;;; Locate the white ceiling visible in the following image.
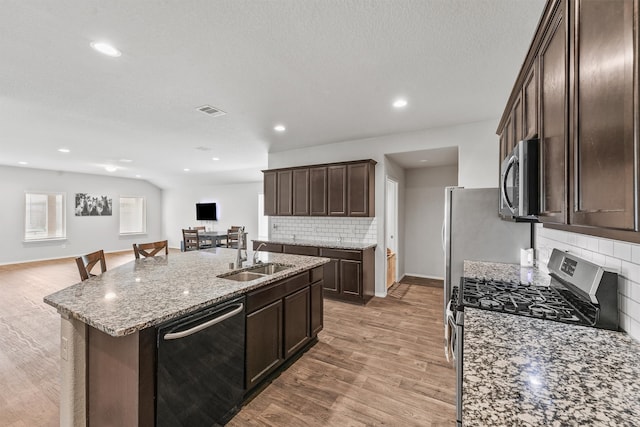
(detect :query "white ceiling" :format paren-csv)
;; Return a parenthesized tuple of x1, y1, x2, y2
(387, 146, 459, 169)
(0, 0, 545, 189)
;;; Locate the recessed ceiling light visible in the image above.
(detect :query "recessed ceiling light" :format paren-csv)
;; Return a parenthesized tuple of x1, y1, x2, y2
(58, 148, 70, 153)
(274, 124, 286, 132)
(18, 161, 28, 165)
(90, 41, 121, 57)
(393, 99, 408, 108)
(119, 158, 133, 163)
(419, 159, 428, 162)
(212, 157, 220, 161)
(135, 174, 142, 178)
(184, 168, 190, 172)
(105, 165, 118, 172)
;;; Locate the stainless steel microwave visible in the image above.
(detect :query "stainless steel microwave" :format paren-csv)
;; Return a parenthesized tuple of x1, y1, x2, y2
(499, 139, 539, 220)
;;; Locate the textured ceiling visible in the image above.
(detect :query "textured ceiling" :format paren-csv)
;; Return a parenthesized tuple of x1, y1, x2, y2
(0, 0, 545, 189)
(387, 146, 459, 169)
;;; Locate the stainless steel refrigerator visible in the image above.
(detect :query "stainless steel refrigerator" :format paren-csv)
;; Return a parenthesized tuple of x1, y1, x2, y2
(443, 187, 532, 315)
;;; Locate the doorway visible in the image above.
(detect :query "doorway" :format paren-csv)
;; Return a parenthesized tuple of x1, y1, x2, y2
(386, 177, 399, 288)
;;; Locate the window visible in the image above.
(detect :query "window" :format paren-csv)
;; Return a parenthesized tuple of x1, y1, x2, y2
(24, 192, 66, 241)
(119, 196, 146, 234)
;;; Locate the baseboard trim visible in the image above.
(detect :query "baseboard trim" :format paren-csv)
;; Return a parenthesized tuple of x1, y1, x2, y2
(401, 273, 444, 281)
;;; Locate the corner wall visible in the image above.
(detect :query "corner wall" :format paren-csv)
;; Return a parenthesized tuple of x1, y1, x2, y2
(162, 182, 263, 249)
(0, 166, 163, 265)
(404, 165, 458, 279)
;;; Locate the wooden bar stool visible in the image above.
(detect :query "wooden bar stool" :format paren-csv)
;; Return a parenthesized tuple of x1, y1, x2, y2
(133, 240, 169, 259)
(75, 249, 107, 281)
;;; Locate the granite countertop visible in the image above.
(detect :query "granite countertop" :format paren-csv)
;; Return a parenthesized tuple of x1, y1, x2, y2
(462, 260, 640, 426)
(463, 260, 550, 286)
(44, 248, 329, 337)
(253, 237, 376, 250)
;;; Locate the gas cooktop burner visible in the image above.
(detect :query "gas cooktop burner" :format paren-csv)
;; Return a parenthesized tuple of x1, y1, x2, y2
(457, 277, 596, 326)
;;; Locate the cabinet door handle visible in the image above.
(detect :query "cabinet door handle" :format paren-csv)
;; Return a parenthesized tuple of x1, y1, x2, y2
(164, 303, 244, 340)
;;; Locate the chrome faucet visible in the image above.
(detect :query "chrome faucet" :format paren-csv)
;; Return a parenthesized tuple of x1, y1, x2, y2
(253, 242, 267, 265)
(236, 226, 247, 268)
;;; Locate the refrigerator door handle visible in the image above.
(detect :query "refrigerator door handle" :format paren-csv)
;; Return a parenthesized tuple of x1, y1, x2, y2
(441, 220, 446, 253)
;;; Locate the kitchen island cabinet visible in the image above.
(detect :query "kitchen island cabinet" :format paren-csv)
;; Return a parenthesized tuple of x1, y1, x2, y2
(44, 248, 328, 426)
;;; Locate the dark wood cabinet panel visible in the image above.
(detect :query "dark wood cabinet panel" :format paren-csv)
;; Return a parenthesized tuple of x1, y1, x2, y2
(538, 0, 568, 224)
(570, 0, 635, 229)
(292, 169, 310, 216)
(310, 281, 323, 336)
(512, 93, 523, 148)
(340, 260, 362, 297)
(263, 171, 277, 216)
(347, 162, 374, 216)
(283, 287, 310, 358)
(277, 170, 293, 216)
(245, 300, 283, 390)
(283, 245, 319, 256)
(252, 241, 283, 253)
(309, 167, 328, 216)
(523, 60, 538, 139)
(328, 165, 347, 216)
(322, 259, 340, 296)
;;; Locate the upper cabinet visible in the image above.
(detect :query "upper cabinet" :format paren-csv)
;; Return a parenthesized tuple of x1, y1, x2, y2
(570, 0, 635, 230)
(497, 0, 639, 242)
(538, 0, 568, 224)
(263, 160, 376, 217)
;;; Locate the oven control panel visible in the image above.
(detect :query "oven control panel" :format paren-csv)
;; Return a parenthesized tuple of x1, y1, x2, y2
(560, 257, 577, 277)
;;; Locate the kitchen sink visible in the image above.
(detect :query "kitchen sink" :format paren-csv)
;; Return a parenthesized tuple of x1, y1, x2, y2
(217, 263, 292, 282)
(246, 264, 291, 275)
(221, 271, 265, 282)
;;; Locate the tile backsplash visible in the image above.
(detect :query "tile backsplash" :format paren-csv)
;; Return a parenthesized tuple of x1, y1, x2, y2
(270, 217, 377, 244)
(536, 224, 640, 342)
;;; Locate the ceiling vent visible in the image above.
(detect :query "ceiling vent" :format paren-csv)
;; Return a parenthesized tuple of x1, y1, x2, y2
(196, 105, 226, 117)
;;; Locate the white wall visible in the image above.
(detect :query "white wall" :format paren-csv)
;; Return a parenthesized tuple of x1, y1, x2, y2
(268, 119, 499, 295)
(404, 165, 458, 279)
(536, 225, 640, 342)
(0, 165, 163, 265)
(162, 182, 263, 249)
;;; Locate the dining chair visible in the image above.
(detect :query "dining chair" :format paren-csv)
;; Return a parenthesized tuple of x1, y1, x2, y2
(76, 249, 107, 281)
(191, 226, 213, 248)
(227, 226, 245, 249)
(182, 228, 201, 251)
(133, 240, 169, 259)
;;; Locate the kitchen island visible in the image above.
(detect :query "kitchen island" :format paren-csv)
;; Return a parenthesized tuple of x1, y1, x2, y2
(44, 248, 329, 426)
(462, 261, 640, 426)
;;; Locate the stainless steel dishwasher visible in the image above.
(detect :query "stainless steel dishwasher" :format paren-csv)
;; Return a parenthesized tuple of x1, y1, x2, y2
(156, 296, 245, 426)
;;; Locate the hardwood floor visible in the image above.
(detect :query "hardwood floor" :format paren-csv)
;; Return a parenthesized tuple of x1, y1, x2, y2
(228, 277, 455, 426)
(0, 256, 455, 427)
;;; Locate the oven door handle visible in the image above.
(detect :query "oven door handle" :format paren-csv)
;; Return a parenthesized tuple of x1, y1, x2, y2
(445, 300, 455, 363)
(501, 155, 517, 214)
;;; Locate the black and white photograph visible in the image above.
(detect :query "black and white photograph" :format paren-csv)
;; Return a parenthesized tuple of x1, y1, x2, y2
(74, 193, 112, 216)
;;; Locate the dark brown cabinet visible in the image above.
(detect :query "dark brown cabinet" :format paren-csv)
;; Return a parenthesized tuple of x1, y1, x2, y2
(328, 165, 347, 216)
(244, 267, 323, 390)
(283, 287, 310, 358)
(512, 93, 523, 149)
(262, 160, 376, 217)
(277, 170, 293, 216)
(245, 300, 283, 390)
(570, 0, 635, 230)
(523, 60, 538, 140)
(309, 167, 328, 216)
(497, 0, 640, 242)
(347, 162, 375, 217)
(253, 241, 376, 305)
(292, 169, 310, 216)
(538, 0, 568, 224)
(263, 171, 277, 216)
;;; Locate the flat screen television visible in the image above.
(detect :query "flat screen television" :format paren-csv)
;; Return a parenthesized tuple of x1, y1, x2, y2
(196, 203, 217, 221)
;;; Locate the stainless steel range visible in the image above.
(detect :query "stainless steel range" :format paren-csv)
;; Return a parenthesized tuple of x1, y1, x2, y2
(446, 249, 619, 426)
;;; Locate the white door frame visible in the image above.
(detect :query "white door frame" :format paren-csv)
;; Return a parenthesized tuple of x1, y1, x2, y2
(385, 177, 399, 283)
